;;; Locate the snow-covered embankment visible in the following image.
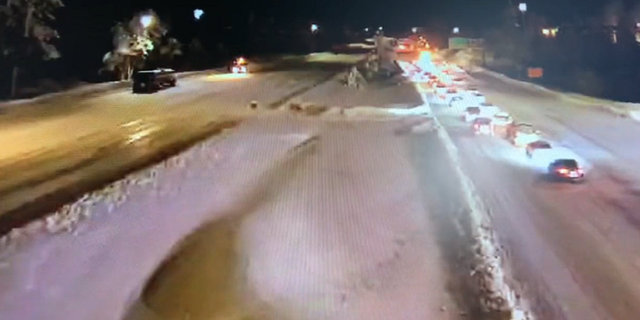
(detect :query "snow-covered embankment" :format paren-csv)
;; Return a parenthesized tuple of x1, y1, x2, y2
(0, 121, 316, 320)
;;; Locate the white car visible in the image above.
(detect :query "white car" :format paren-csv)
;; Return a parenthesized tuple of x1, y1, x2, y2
(450, 93, 482, 108)
(478, 102, 500, 117)
(464, 86, 481, 95)
(432, 86, 459, 105)
(472, 117, 494, 135)
(471, 93, 486, 104)
(510, 124, 542, 147)
(492, 112, 513, 126)
(463, 106, 482, 122)
(452, 77, 466, 86)
(526, 140, 552, 158)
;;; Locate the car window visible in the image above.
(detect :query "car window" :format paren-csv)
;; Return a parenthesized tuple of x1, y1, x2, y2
(467, 107, 480, 114)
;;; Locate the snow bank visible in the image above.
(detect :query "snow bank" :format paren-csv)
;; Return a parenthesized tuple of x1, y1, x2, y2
(0, 121, 315, 320)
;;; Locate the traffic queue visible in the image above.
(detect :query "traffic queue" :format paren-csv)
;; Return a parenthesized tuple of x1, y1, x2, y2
(411, 54, 586, 183)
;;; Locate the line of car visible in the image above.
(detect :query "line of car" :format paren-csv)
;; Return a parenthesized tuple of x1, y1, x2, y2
(414, 60, 586, 183)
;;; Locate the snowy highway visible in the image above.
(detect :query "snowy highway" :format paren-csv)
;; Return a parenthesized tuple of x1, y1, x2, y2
(2, 51, 640, 320)
(421, 65, 640, 320)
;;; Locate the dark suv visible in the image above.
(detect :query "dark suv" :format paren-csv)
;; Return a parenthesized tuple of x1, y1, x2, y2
(132, 69, 177, 93)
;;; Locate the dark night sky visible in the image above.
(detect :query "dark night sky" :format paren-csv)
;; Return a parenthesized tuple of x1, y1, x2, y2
(43, 0, 619, 80)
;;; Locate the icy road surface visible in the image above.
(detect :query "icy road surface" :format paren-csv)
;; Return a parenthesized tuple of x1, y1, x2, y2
(0, 114, 461, 320)
(0, 56, 360, 233)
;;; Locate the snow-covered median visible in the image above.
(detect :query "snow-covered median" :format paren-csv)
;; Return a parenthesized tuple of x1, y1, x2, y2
(0, 114, 460, 320)
(0, 122, 315, 320)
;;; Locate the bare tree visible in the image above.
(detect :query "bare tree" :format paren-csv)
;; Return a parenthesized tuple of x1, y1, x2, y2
(0, 0, 63, 97)
(101, 10, 182, 80)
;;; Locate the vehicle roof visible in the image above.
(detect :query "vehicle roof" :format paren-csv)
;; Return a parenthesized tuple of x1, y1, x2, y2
(474, 117, 492, 123)
(137, 68, 174, 74)
(551, 159, 579, 167)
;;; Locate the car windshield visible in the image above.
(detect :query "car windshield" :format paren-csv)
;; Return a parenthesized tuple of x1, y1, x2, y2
(474, 118, 492, 124)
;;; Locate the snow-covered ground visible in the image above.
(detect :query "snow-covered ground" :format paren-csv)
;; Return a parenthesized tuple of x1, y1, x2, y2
(0, 68, 463, 320)
(0, 113, 461, 320)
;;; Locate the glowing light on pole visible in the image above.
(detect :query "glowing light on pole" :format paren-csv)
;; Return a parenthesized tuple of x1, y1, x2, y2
(412, 27, 417, 33)
(453, 27, 460, 34)
(518, 3, 527, 12)
(311, 24, 319, 33)
(194, 9, 204, 20)
(140, 15, 154, 28)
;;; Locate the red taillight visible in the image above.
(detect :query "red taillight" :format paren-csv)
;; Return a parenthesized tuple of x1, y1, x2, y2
(557, 168, 569, 175)
(576, 168, 584, 174)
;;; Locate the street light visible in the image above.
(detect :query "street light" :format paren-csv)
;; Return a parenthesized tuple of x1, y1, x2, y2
(194, 9, 204, 21)
(364, 27, 369, 32)
(378, 26, 383, 30)
(311, 23, 319, 33)
(518, 3, 528, 79)
(453, 27, 460, 34)
(518, 3, 527, 12)
(412, 27, 417, 33)
(140, 15, 154, 29)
